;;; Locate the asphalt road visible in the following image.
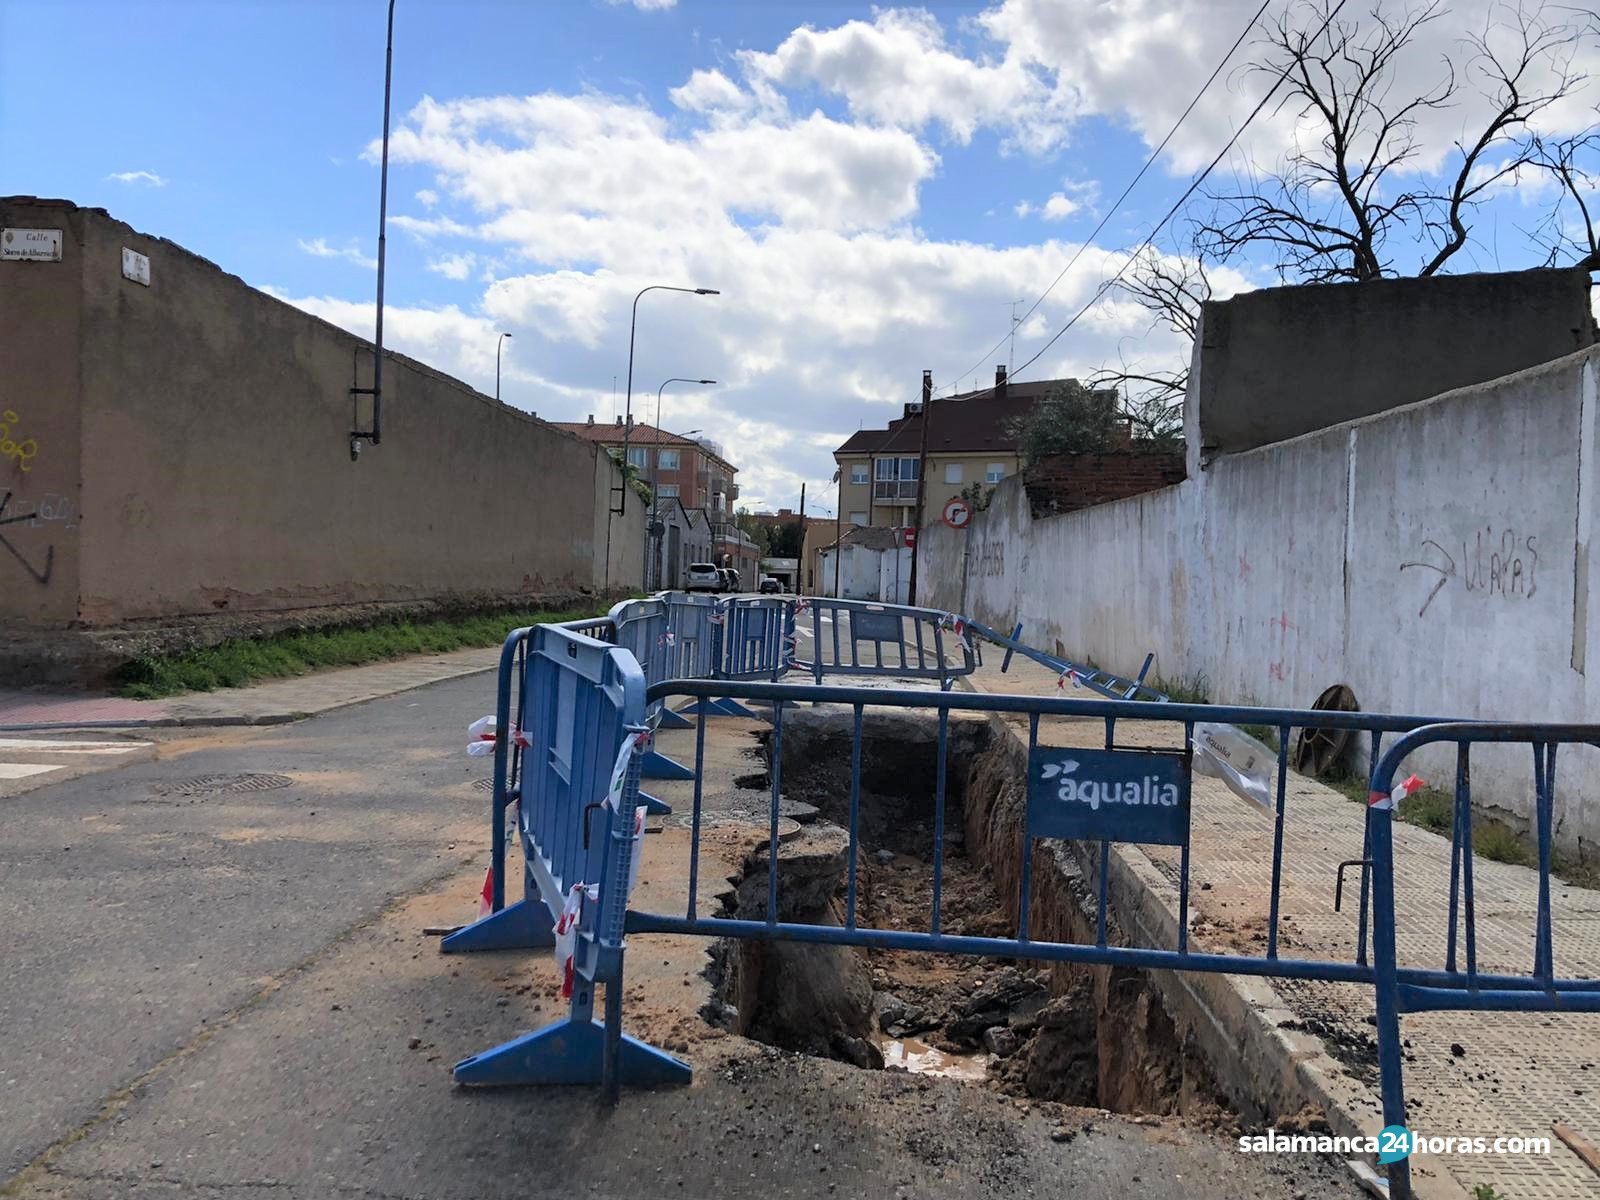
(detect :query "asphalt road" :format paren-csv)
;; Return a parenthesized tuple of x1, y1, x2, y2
(0, 674, 494, 1183)
(1, 669, 1364, 1199)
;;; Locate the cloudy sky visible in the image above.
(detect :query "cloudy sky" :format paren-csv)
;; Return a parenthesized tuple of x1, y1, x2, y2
(7, 0, 1597, 511)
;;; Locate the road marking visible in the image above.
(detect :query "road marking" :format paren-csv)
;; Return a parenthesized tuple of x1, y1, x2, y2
(0, 738, 150, 755)
(0, 762, 63, 779)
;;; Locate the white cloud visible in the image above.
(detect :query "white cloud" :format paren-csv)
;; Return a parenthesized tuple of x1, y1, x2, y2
(107, 170, 166, 187)
(980, 0, 1600, 176)
(737, 8, 1071, 152)
(297, 237, 378, 270)
(608, 0, 675, 9)
(669, 68, 750, 115)
(299, 78, 1254, 509)
(1018, 178, 1098, 221)
(415, 188, 439, 207)
(427, 251, 477, 280)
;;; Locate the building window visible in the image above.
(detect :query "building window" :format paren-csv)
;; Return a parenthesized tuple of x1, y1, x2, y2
(850, 464, 869, 484)
(943, 463, 963, 484)
(873, 456, 920, 500)
(850, 511, 868, 526)
(985, 462, 1006, 483)
(657, 484, 679, 498)
(658, 449, 680, 471)
(626, 447, 646, 469)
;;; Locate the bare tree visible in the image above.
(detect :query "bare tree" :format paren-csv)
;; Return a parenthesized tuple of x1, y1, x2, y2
(1195, 0, 1595, 283)
(1088, 248, 1211, 442)
(1527, 127, 1600, 268)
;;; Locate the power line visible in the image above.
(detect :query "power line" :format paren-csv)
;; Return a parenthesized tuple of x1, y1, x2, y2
(946, 0, 1352, 405)
(933, 0, 1274, 398)
(1005, 0, 1351, 385)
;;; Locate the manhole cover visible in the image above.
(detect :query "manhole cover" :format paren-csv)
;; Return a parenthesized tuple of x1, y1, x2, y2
(151, 772, 294, 797)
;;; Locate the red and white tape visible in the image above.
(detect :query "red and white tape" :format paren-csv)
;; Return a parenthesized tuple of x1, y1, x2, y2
(553, 882, 599, 999)
(466, 714, 530, 757)
(1369, 773, 1425, 811)
(605, 727, 653, 812)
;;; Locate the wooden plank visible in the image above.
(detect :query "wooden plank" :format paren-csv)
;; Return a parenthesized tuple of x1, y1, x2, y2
(1554, 1122, 1600, 1178)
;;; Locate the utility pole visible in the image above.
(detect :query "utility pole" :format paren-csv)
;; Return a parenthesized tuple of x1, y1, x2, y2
(906, 369, 932, 606)
(797, 481, 806, 594)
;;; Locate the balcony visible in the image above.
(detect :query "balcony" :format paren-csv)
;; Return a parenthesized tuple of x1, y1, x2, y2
(872, 479, 920, 502)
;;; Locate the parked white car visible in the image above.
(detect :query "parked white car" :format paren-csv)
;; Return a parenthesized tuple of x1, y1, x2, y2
(685, 562, 724, 593)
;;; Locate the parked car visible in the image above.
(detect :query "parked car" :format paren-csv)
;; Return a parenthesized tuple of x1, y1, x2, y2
(758, 577, 783, 594)
(685, 562, 724, 593)
(720, 567, 741, 593)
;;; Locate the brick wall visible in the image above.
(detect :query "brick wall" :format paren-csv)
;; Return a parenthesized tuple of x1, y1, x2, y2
(1023, 450, 1186, 518)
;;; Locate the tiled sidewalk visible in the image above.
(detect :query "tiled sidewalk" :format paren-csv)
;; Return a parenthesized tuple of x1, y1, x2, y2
(964, 653, 1600, 1200)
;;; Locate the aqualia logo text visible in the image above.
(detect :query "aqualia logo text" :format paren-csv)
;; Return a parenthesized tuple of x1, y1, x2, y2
(1041, 758, 1181, 811)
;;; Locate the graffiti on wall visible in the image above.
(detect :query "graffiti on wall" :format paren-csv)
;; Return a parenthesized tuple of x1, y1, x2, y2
(1399, 527, 1539, 617)
(0, 489, 61, 586)
(0, 410, 39, 473)
(975, 540, 1006, 578)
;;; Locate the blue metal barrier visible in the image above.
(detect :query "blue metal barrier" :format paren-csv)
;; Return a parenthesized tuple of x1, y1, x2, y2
(1365, 723, 1600, 1199)
(616, 677, 1576, 1198)
(608, 597, 693, 790)
(791, 596, 975, 688)
(443, 622, 689, 1092)
(444, 599, 1596, 1197)
(962, 616, 1166, 701)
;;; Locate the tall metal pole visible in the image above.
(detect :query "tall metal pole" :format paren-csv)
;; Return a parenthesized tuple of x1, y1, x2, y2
(495, 331, 511, 402)
(797, 481, 806, 592)
(350, 0, 395, 459)
(644, 380, 713, 590)
(906, 369, 933, 606)
(620, 285, 720, 522)
(609, 285, 716, 593)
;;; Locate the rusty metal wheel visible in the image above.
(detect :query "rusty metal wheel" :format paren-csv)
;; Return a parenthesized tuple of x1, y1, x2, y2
(1293, 684, 1359, 777)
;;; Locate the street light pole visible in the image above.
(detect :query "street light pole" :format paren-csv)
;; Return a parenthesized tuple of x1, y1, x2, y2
(495, 331, 512, 402)
(619, 284, 719, 516)
(644, 379, 715, 591)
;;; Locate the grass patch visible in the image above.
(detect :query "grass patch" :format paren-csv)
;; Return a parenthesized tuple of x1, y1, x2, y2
(1318, 769, 1600, 886)
(114, 603, 607, 699)
(1149, 671, 1211, 706)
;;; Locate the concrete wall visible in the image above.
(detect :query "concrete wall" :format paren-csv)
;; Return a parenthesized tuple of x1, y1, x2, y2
(0, 198, 643, 630)
(1194, 267, 1594, 461)
(925, 345, 1600, 856)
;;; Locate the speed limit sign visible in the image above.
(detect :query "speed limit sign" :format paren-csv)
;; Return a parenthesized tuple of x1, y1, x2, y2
(941, 497, 972, 529)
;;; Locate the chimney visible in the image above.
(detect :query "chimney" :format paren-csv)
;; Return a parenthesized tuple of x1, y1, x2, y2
(587, 414, 595, 425)
(615, 415, 623, 426)
(995, 364, 1008, 401)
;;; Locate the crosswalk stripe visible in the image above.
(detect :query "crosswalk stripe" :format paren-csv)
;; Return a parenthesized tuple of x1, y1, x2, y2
(0, 763, 64, 780)
(0, 738, 149, 755)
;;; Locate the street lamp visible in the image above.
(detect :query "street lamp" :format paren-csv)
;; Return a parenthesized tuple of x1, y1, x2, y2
(618, 284, 719, 516)
(645, 379, 716, 590)
(495, 331, 512, 402)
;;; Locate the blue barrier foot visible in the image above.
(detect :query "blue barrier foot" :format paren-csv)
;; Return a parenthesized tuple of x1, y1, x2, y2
(640, 749, 696, 782)
(639, 789, 673, 816)
(679, 697, 764, 720)
(453, 1017, 691, 1087)
(656, 707, 694, 730)
(440, 898, 554, 953)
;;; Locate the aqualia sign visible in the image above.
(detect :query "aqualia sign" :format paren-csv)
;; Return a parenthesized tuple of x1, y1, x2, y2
(1027, 746, 1192, 846)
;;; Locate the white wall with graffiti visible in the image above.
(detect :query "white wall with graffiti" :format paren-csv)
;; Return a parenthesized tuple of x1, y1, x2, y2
(921, 345, 1600, 854)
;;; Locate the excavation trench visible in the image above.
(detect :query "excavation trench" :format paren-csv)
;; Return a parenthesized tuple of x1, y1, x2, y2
(703, 706, 1232, 1120)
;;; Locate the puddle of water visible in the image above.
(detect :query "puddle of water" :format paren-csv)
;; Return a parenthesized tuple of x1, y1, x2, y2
(873, 1033, 991, 1082)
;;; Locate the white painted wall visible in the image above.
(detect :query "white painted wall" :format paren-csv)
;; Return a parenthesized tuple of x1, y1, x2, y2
(819, 543, 913, 602)
(923, 346, 1600, 854)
